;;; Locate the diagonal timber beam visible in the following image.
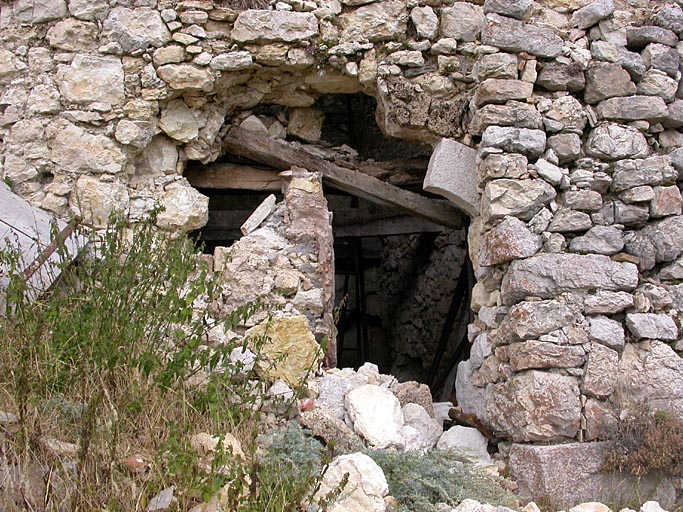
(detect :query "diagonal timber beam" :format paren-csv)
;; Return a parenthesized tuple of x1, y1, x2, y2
(221, 127, 465, 229)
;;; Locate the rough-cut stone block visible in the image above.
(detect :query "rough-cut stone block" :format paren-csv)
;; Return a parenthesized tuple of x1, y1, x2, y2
(232, 10, 318, 43)
(440, 3, 483, 42)
(436, 426, 491, 464)
(596, 96, 669, 122)
(612, 156, 677, 192)
(102, 7, 171, 52)
(469, 102, 542, 136)
(583, 291, 634, 314)
(340, 1, 407, 42)
(571, 0, 614, 29)
(584, 62, 636, 104)
(479, 216, 541, 266)
(583, 343, 618, 398)
(624, 215, 683, 270)
(537, 62, 586, 92)
(483, 0, 532, 20)
(472, 79, 534, 107)
(508, 341, 585, 371)
(481, 13, 563, 58)
(510, 442, 676, 510)
(482, 178, 555, 222)
(481, 126, 546, 160)
(501, 254, 639, 305)
(345, 384, 404, 449)
(56, 54, 124, 106)
(626, 313, 678, 340)
(473, 52, 518, 81)
(157, 64, 214, 91)
(650, 185, 682, 218)
(488, 371, 581, 442)
(477, 154, 528, 182)
(70, 175, 129, 229)
(547, 209, 593, 233)
(616, 340, 683, 421)
(569, 225, 624, 255)
(424, 138, 480, 217)
(588, 315, 625, 350)
(585, 123, 650, 161)
(501, 299, 575, 342)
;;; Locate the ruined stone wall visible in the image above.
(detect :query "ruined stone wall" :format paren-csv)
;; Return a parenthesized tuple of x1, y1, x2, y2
(2, 0, 683, 449)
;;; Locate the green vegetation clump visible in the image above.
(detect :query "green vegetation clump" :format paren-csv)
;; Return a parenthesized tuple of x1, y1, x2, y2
(369, 450, 519, 512)
(604, 410, 683, 478)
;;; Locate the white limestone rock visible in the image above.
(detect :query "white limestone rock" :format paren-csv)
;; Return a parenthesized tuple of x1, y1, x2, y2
(480, 126, 546, 160)
(68, 0, 108, 21)
(159, 99, 199, 143)
(410, 6, 438, 40)
(482, 178, 556, 222)
(345, 384, 404, 449)
(339, 1, 407, 43)
(481, 13, 563, 58)
(210, 52, 254, 71)
(48, 120, 126, 175)
(588, 315, 625, 350)
(156, 181, 209, 232)
(232, 10, 318, 43)
(437, 426, 491, 464)
(571, 0, 614, 30)
(115, 120, 157, 149)
(70, 175, 129, 228)
(582, 343, 618, 398)
(626, 313, 678, 340)
(313, 452, 389, 512)
(402, 403, 441, 453)
(141, 135, 179, 175)
(585, 123, 650, 161)
(440, 3, 484, 42)
(47, 18, 98, 51)
(102, 7, 171, 52)
(56, 54, 124, 106)
(156, 64, 215, 91)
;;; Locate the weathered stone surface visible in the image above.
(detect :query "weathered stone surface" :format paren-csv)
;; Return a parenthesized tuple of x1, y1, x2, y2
(313, 453, 388, 512)
(652, 3, 683, 37)
(469, 102, 542, 136)
(157, 64, 214, 91)
(315, 373, 353, 420)
(537, 62, 586, 92)
(569, 225, 624, 255)
(481, 14, 563, 58)
(643, 43, 680, 78)
(636, 69, 678, 103)
(488, 371, 581, 442)
(47, 18, 98, 51)
(478, 153, 528, 183)
(472, 79, 534, 108)
(650, 186, 682, 218)
(440, 3, 484, 42)
(563, 190, 602, 212)
(410, 6, 438, 40)
(483, 0, 531, 20)
(346, 385, 404, 450)
(626, 313, 678, 340)
(583, 343, 618, 398)
(510, 442, 676, 510)
(246, 315, 321, 388)
(392, 381, 434, 417)
(159, 99, 198, 143)
(614, 201, 650, 227)
(596, 96, 669, 122)
(571, 0, 613, 29)
(339, 1, 406, 42)
(481, 127, 546, 160)
(479, 216, 541, 267)
(56, 55, 124, 106)
(508, 341, 585, 371)
(584, 398, 618, 441)
(616, 341, 683, 420)
(473, 52, 518, 81)
(620, 186, 655, 204)
(155, 182, 209, 233)
(14, 0, 67, 24)
(141, 135, 178, 175)
(547, 133, 583, 164)
(585, 123, 650, 161)
(588, 315, 625, 350)
(584, 62, 636, 104)
(626, 26, 678, 50)
(624, 215, 683, 270)
(48, 120, 125, 174)
(210, 52, 253, 71)
(545, 96, 587, 134)
(455, 359, 489, 423)
(583, 291, 634, 315)
(114, 120, 155, 149)
(437, 426, 491, 464)
(299, 408, 364, 454)
(68, 0, 108, 21)
(547, 209, 592, 233)
(501, 299, 575, 342)
(287, 107, 324, 142)
(423, 138, 480, 217)
(70, 175, 129, 228)
(402, 403, 441, 452)
(613, 157, 676, 191)
(482, 178, 555, 222)
(102, 7, 171, 52)
(502, 254, 639, 305)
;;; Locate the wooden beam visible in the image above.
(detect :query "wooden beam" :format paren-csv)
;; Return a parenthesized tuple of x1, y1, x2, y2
(222, 127, 464, 229)
(185, 163, 281, 191)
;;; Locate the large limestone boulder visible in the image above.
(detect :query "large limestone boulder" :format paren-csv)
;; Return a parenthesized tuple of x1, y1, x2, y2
(437, 425, 491, 464)
(56, 55, 124, 106)
(102, 7, 171, 52)
(246, 315, 322, 389)
(48, 120, 126, 175)
(501, 254, 639, 305)
(615, 340, 683, 419)
(46, 18, 98, 51)
(312, 452, 389, 512)
(345, 384, 404, 449)
(155, 181, 209, 232)
(487, 370, 581, 442)
(231, 10, 318, 43)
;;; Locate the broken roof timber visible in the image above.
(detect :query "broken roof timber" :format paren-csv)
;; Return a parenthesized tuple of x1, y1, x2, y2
(221, 127, 465, 230)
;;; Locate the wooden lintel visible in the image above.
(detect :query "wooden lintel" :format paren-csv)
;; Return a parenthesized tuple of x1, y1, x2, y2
(222, 127, 464, 229)
(185, 163, 282, 192)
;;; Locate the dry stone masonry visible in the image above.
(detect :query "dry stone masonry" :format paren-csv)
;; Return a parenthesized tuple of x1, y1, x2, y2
(2, 0, 683, 507)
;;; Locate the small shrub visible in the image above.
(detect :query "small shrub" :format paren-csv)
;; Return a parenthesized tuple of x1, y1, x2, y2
(603, 410, 683, 478)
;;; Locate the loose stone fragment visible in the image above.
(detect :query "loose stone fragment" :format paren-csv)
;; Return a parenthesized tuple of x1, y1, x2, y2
(571, 0, 614, 30)
(345, 384, 404, 449)
(437, 426, 491, 464)
(501, 254, 638, 304)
